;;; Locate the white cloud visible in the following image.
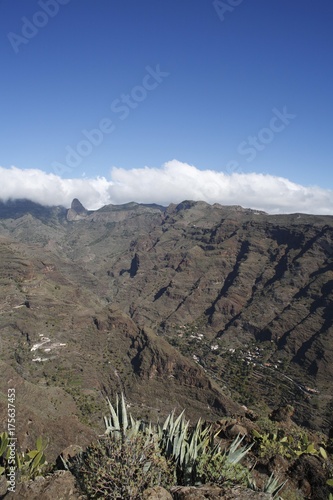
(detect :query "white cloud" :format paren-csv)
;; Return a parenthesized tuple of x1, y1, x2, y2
(0, 166, 111, 210)
(0, 161, 332, 215)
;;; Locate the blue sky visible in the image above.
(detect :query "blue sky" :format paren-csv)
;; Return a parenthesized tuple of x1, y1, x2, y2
(0, 0, 333, 213)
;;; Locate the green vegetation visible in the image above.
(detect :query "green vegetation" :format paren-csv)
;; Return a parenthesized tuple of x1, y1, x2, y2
(253, 428, 328, 461)
(195, 443, 250, 488)
(67, 393, 284, 498)
(69, 394, 174, 498)
(0, 432, 47, 480)
(70, 433, 174, 499)
(157, 409, 252, 486)
(1, 394, 333, 497)
(250, 473, 287, 499)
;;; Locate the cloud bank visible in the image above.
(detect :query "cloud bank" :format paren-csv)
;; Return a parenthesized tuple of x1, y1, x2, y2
(0, 160, 332, 215)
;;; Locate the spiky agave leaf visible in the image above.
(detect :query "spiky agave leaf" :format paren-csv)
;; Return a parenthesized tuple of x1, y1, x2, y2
(263, 473, 287, 498)
(104, 394, 121, 436)
(226, 434, 253, 464)
(119, 392, 128, 434)
(104, 393, 145, 441)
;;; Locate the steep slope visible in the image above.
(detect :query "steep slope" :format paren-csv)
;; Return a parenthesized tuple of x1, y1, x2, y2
(0, 230, 241, 460)
(0, 199, 333, 438)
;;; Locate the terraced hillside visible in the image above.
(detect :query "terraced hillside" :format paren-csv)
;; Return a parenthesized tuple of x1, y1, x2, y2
(0, 198, 332, 459)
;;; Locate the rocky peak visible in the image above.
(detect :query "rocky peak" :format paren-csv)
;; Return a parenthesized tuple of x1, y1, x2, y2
(71, 198, 87, 214)
(67, 198, 88, 221)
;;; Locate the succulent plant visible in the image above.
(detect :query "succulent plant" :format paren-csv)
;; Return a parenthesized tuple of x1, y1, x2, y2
(0, 432, 47, 481)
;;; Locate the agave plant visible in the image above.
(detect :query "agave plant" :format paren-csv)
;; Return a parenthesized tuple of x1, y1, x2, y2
(249, 472, 287, 499)
(263, 473, 287, 498)
(104, 392, 145, 441)
(102, 393, 254, 487)
(157, 411, 212, 484)
(226, 434, 253, 464)
(157, 409, 253, 485)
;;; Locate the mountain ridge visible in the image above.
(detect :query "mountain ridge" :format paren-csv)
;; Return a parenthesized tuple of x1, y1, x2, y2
(0, 197, 332, 461)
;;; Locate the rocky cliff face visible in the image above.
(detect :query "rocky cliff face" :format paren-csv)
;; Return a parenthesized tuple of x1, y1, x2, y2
(0, 199, 332, 458)
(67, 198, 89, 221)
